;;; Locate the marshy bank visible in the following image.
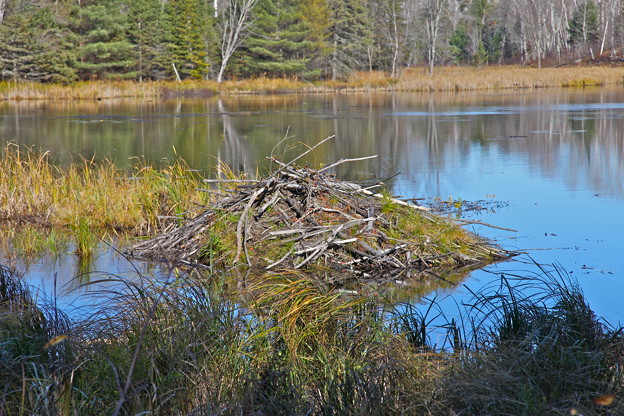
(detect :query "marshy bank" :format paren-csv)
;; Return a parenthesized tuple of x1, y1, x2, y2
(0, 142, 211, 261)
(2, 259, 623, 415)
(2, 66, 624, 100)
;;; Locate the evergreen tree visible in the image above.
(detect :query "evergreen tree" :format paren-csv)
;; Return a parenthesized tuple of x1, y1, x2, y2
(240, 0, 322, 78)
(470, 0, 491, 64)
(449, 25, 470, 64)
(73, 0, 136, 80)
(0, 5, 76, 82)
(165, 0, 213, 80)
(326, 0, 374, 79)
(128, 0, 172, 81)
(569, 1, 599, 45)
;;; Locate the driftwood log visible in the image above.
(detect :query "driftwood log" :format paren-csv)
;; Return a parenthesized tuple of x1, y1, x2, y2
(127, 139, 508, 278)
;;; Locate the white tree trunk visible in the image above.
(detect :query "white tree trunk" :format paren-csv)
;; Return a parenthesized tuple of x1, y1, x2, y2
(0, 0, 7, 25)
(217, 0, 259, 83)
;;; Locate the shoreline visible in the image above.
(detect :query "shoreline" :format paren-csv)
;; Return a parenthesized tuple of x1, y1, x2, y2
(2, 65, 624, 100)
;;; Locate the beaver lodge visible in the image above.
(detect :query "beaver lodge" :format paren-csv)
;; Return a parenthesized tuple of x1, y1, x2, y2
(127, 137, 510, 279)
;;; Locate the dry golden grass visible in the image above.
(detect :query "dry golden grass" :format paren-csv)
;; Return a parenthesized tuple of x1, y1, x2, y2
(394, 65, 624, 91)
(219, 76, 312, 93)
(0, 143, 210, 234)
(1, 66, 623, 99)
(346, 70, 398, 88)
(0, 80, 163, 100)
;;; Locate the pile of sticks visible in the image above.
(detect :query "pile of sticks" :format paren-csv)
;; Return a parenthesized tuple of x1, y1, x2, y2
(127, 138, 507, 276)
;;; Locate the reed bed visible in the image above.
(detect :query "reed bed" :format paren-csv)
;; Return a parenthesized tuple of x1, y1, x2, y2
(394, 65, 624, 91)
(0, 80, 163, 100)
(0, 143, 211, 260)
(1, 259, 622, 415)
(2, 66, 624, 100)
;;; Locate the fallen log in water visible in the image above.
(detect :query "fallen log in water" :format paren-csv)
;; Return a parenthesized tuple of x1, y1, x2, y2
(126, 138, 510, 277)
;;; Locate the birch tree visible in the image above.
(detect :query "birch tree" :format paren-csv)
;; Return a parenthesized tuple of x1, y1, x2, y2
(0, 0, 7, 25)
(420, 0, 447, 74)
(216, 0, 259, 83)
(376, 0, 408, 78)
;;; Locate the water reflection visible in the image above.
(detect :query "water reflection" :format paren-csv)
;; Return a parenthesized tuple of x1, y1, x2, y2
(1, 88, 623, 320)
(3, 89, 621, 196)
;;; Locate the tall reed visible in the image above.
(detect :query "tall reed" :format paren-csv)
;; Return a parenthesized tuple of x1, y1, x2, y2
(2, 66, 623, 99)
(0, 143, 210, 234)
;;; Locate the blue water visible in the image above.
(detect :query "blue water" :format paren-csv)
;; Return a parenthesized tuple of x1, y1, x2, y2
(1, 88, 623, 322)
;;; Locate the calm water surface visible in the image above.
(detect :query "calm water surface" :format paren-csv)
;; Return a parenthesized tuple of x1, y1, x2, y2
(1, 88, 623, 321)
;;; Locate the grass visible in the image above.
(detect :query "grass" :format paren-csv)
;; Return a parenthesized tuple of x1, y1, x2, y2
(0, 143, 211, 259)
(2, 66, 624, 99)
(1, 259, 622, 415)
(393, 65, 624, 91)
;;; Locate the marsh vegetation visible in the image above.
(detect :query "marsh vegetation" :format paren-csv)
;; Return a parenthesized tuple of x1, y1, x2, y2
(2, 66, 624, 100)
(1, 259, 622, 415)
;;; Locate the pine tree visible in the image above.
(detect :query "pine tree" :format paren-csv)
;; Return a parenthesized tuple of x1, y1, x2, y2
(0, 5, 76, 82)
(128, 0, 171, 81)
(240, 0, 323, 78)
(449, 25, 470, 64)
(73, 0, 136, 80)
(165, 0, 213, 80)
(326, 0, 374, 80)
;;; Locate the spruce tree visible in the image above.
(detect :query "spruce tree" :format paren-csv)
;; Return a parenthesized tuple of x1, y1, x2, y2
(0, 5, 76, 82)
(326, 0, 374, 80)
(165, 0, 213, 80)
(128, 0, 172, 81)
(240, 0, 323, 78)
(73, 0, 136, 80)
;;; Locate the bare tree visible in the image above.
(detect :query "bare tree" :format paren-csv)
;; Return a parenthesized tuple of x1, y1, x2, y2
(505, 0, 572, 67)
(376, 0, 409, 77)
(0, 0, 6, 25)
(421, 0, 448, 74)
(598, 0, 622, 55)
(216, 0, 259, 83)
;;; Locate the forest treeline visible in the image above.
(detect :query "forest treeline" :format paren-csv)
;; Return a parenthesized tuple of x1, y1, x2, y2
(0, 0, 621, 84)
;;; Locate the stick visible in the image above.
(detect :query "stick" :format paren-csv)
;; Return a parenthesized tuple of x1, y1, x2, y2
(451, 219, 518, 232)
(355, 188, 430, 211)
(276, 135, 335, 173)
(203, 179, 259, 183)
(235, 187, 265, 263)
(318, 155, 378, 173)
(266, 249, 293, 270)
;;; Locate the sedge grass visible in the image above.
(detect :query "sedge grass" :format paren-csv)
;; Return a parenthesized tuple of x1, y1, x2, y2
(394, 65, 624, 92)
(0, 143, 212, 262)
(0, 143, 210, 235)
(1, 259, 623, 415)
(2, 66, 624, 100)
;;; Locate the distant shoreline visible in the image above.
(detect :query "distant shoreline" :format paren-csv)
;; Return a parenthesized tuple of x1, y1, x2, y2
(2, 65, 623, 100)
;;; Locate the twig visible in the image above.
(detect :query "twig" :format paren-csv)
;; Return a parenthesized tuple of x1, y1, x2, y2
(318, 155, 378, 173)
(203, 179, 259, 183)
(266, 249, 294, 270)
(235, 187, 265, 263)
(450, 218, 518, 232)
(276, 135, 335, 173)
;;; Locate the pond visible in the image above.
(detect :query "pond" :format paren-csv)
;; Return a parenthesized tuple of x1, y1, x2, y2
(1, 88, 623, 322)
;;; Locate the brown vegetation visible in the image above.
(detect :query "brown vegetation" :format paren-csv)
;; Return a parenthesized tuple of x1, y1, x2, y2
(1, 66, 624, 100)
